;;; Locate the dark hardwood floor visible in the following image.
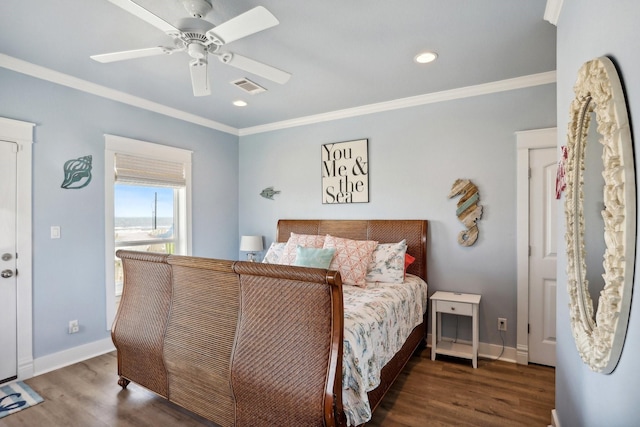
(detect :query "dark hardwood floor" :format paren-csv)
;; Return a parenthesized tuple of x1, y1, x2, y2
(368, 349, 555, 427)
(1, 349, 554, 426)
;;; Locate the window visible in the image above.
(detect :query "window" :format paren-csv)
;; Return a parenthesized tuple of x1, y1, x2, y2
(113, 184, 176, 295)
(105, 135, 192, 327)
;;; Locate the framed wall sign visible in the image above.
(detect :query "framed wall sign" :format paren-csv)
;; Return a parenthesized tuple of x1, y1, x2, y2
(321, 138, 369, 204)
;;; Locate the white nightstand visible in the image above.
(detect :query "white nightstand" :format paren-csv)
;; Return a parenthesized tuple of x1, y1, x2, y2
(431, 291, 481, 368)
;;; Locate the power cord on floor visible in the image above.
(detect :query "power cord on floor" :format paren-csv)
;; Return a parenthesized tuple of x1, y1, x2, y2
(453, 315, 458, 343)
(486, 329, 506, 362)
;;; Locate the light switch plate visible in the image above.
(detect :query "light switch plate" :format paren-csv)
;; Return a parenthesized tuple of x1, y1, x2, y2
(51, 226, 60, 239)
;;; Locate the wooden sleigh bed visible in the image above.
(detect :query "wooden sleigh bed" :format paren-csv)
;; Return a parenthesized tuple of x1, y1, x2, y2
(112, 219, 428, 426)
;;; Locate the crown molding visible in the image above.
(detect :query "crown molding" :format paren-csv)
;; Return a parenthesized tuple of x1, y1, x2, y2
(0, 54, 238, 136)
(544, 0, 564, 26)
(239, 71, 557, 136)
(0, 54, 556, 138)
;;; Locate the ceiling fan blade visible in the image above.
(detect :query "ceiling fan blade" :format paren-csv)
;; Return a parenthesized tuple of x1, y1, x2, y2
(90, 46, 177, 63)
(220, 53, 291, 84)
(206, 6, 279, 46)
(107, 0, 181, 36)
(190, 58, 211, 96)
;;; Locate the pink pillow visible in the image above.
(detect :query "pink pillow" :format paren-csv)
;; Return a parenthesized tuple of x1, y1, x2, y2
(323, 235, 378, 287)
(279, 232, 326, 265)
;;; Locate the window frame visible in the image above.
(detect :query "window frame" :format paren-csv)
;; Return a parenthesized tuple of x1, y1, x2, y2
(104, 134, 192, 329)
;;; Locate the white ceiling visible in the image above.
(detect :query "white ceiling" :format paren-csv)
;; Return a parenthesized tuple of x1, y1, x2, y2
(0, 0, 556, 131)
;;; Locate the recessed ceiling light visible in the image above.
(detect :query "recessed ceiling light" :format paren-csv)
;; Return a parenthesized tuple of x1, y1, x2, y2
(233, 100, 248, 107)
(414, 51, 438, 64)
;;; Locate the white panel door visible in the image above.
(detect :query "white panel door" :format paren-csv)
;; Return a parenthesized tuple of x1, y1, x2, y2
(528, 147, 557, 367)
(0, 140, 17, 382)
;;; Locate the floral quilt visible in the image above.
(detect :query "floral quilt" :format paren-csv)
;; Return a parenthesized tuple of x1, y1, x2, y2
(341, 274, 428, 426)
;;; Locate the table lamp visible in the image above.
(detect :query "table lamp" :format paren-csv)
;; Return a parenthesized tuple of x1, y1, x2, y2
(240, 235, 263, 262)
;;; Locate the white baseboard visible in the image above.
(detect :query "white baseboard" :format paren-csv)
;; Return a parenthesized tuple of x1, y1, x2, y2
(479, 341, 517, 363)
(516, 344, 529, 365)
(426, 333, 517, 363)
(551, 409, 560, 427)
(17, 358, 34, 382)
(25, 334, 520, 379)
(32, 338, 115, 377)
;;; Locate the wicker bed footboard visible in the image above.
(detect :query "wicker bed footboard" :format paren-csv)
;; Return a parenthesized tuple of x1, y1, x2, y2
(113, 250, 345, 427)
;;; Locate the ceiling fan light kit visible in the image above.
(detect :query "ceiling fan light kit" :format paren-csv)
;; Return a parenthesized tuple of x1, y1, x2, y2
(92, 0, 291, 97)
(187, 42, 207, 59)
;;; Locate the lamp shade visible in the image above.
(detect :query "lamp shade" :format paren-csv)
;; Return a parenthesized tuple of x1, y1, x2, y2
(240, 235, 263, 252)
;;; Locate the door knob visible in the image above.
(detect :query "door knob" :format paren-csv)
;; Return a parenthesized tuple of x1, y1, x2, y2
(1, 269, 14, 278)
(1, 253, 12, 261)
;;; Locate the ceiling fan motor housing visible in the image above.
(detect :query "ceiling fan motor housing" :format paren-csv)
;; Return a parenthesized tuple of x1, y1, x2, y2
(172, 17, 218, 58)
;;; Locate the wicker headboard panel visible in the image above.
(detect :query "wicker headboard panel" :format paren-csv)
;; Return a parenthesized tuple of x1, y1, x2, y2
(276, 219, 428, 282)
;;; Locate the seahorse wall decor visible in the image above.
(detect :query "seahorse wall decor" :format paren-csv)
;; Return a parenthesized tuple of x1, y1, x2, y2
(448, 178, 483, 247)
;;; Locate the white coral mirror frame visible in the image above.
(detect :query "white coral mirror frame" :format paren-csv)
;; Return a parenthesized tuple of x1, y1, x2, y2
(565, 56, 636, 374)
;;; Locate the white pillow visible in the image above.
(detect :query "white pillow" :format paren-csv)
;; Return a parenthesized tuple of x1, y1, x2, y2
(365, 240, 408, 283)
(262, 242, 286, 264)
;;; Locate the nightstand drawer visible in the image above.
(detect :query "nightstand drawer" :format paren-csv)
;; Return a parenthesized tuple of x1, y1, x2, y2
(436, 300, 472, 316)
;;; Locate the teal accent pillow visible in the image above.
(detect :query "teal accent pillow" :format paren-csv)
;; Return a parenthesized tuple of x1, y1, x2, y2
(293, 246, 336, 269)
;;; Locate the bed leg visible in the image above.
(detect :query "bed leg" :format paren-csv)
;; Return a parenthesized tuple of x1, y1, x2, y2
(118, 377, 130, 389)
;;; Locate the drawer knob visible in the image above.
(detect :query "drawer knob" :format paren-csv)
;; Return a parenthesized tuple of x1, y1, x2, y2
(451, 307, 455, 311)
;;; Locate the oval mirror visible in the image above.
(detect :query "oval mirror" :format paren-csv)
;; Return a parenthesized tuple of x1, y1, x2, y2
(583, 109, 606, 318)
(564, 56, 636, 374)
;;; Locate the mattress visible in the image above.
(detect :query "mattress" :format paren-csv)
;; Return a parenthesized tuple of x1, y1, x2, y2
(341, 274, 428, 426)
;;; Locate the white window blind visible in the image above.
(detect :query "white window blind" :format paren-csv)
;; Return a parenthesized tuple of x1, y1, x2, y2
(114, 153, 186, 187)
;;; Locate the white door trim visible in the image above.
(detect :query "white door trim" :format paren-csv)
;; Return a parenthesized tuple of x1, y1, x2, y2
(516, 127, 557, 365)
(0, 117, 34, 380)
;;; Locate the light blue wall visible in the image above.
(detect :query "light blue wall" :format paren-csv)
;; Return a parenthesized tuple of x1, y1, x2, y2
(0, 68, 239, 358)
(239, 84, 556, 348)
(556, 1, 640, 425)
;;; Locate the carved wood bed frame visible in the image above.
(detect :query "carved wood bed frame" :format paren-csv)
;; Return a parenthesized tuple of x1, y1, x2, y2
(112, 219, 428, 426)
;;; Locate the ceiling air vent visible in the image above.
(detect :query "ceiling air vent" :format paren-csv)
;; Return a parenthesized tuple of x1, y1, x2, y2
(231, 78, 266, 94)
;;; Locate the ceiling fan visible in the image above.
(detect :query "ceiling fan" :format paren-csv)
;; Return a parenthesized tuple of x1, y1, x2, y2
(91, 0, 291, 96)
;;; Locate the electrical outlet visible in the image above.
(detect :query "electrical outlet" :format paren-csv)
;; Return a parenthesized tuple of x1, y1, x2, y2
(498, 317, 507, 331)
(68, 320, 79, 334)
